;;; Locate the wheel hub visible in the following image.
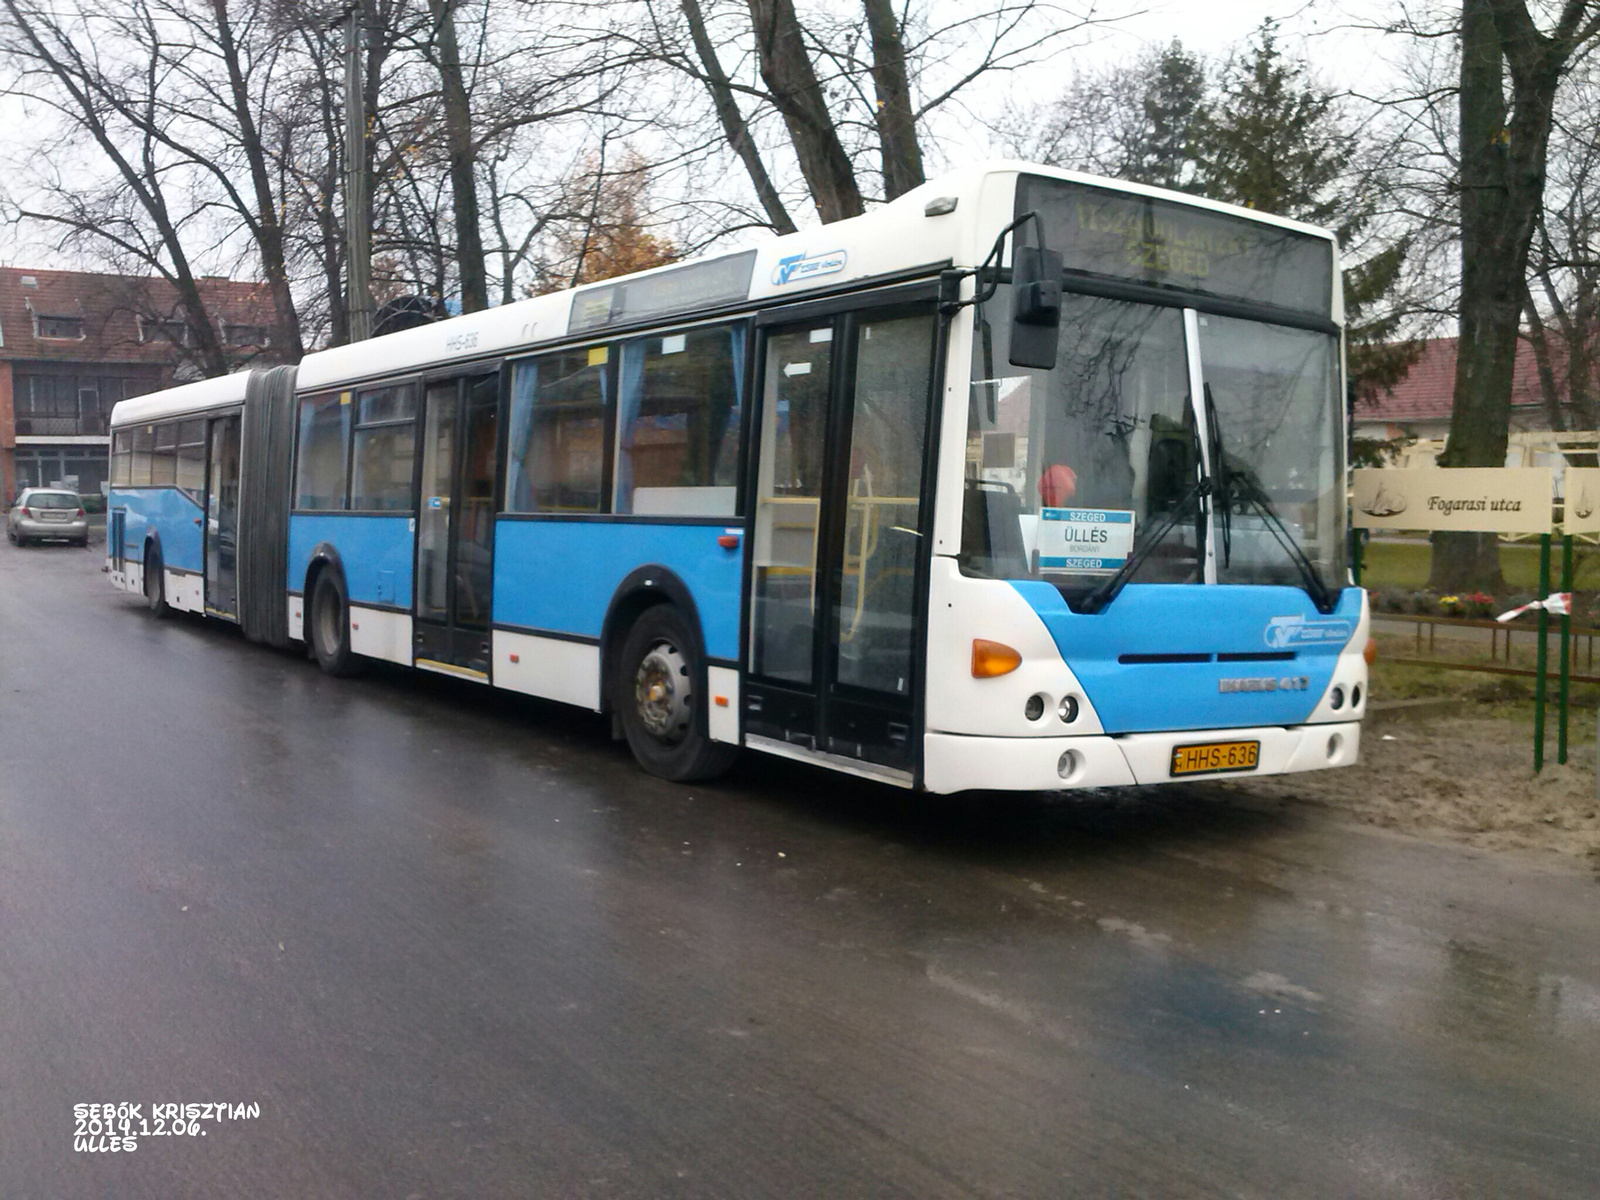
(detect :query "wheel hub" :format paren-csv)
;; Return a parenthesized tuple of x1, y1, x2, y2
(634, 642, 690, 741)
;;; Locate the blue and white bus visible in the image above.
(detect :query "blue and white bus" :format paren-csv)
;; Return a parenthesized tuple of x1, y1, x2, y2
(107, 161, 1370, 791)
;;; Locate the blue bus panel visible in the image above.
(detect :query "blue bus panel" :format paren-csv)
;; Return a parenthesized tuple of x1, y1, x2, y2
(288, 514, 414, 606)
(109, 487, 204, 573)
(1011, 582, 1362, 733)
(494, 520, 743, 660)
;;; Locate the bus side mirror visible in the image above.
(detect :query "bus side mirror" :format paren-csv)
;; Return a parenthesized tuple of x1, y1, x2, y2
(1009, 246, 1061, 371)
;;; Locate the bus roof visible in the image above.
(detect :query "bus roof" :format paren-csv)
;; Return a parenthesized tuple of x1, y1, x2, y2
(116, 161, 1343, 408)
(110, 371, 251, 429)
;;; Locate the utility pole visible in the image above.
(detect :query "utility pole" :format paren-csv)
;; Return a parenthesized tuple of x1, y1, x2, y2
(343, 2, 374, 342)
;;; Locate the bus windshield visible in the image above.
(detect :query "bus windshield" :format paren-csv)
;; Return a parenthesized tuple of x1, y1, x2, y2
(960, 248, 1344, 602)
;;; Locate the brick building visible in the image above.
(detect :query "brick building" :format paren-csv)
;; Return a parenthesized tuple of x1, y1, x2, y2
(0, 268, 276, 502)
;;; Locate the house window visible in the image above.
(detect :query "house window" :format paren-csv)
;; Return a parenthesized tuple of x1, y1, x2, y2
(225, 324, 268, 347)
(34, 314, 84, 340)
(141, 318, 190, 347)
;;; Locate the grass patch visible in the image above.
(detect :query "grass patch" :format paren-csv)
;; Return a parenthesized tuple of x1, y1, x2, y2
(1359, 539, 1600, 590)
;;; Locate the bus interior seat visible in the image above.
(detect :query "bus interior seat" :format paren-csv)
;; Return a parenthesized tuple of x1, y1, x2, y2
(962, 480, 1028, 578)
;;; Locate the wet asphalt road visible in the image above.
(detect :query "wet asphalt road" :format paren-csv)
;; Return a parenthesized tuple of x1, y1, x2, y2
(2, 541, 1598, 1199)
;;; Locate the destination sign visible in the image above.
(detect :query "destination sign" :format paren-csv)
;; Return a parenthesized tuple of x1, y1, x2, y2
(1017, 176, 1334, 319)
(569, 250, 756, 334)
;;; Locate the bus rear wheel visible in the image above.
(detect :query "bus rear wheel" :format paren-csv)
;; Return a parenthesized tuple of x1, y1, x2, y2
(616, 605, 736, 783)
(310, 570, 364, 677)
(144, 547, 168, 616)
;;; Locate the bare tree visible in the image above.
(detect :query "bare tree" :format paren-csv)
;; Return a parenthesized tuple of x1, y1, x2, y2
(1422, 0, 1600, 588)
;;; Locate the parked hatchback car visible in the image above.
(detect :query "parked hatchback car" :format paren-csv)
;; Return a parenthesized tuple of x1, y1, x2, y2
(7, 488, 89, 547)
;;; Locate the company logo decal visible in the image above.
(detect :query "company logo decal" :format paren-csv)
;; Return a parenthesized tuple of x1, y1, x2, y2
(773, 250, 847, 286)
(1263, 614, 1353, 650)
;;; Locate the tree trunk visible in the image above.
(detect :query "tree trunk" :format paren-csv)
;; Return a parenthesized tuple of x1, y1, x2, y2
(1523, 289, 1565, 431)
(682, 0, 796, 233)
(746, 0, 864, 223)
(861, 0, 923, 200)
(1430, 0, 1581, 592)
(209, 0, 303, 360)
(429, 0, 488, 313)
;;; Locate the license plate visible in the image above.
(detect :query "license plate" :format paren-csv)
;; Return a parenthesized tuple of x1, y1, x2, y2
(1170, 739, 1260, 777)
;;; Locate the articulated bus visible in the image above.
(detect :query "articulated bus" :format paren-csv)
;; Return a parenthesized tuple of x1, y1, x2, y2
(107, 161, 1370, 792)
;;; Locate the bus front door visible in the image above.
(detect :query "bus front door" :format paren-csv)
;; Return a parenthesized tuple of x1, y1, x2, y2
(745, 300, 939, 778)
(414, 371, 499, 678)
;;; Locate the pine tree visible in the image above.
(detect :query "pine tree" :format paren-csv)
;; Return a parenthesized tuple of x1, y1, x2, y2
(1191, 23, 1346, 230)
(1129, 42, 1206, 192)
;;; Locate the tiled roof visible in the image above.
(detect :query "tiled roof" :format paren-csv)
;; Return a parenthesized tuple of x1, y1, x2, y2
(0, 267, 272, 364)
(1355, 336, 1550, 423)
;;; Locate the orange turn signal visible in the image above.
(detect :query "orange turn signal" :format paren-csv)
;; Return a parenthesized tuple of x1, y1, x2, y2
(1363, 637, 1378, 666)
(972, 639, 1022, 678)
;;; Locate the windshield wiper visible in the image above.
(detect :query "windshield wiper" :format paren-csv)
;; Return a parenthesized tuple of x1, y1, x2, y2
(1203, 384, 1336, 613)
(1078, 474, 1212, 614)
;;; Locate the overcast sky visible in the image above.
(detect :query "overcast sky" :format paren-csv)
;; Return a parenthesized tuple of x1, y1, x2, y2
(1091, 0, 1398, 88)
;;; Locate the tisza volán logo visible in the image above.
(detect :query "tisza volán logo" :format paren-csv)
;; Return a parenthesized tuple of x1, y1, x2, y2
(772, 250, 847, 286)
(1263, 614, 1353, 649)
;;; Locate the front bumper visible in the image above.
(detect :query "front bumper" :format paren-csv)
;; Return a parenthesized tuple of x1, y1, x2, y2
(14, 517, 88, 540)
(922, 722, 1361, 794)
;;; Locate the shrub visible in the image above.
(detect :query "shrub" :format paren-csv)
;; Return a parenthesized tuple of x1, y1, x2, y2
(1375, 586, 1410, 614)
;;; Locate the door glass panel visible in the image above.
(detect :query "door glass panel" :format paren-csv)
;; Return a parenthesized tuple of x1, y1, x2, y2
(207, 416, 241, 615)
(834, 314, 935, 696)
(453, 376, 498, 633)
(750, 326, 832, 685)
(417, 382, 457, 623)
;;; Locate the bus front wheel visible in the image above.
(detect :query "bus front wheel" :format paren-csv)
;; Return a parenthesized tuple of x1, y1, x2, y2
(616, 606, 736, 783)
(310, 570, 364, 677)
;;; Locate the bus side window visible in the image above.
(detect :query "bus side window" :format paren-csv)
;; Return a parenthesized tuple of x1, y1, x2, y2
(130, 425, 154, 487)
(613, 323, 744, 517)
(295, 392, 350, 511)
(110, 430, 132, 487)
(505, 349, 608, 513)
(151, 422, 179, 486)
(350, 384, 417, 511)
(175, 420, 207, 491)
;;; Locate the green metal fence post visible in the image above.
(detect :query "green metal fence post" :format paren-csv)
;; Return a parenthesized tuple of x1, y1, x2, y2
(1535, 534, 1551, 773)
(1350, 528, 1364, 586)
(1559, 534, 1573, 765)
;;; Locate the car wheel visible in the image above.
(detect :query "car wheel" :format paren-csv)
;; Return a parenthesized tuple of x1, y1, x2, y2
(144, 546, 168, 616)
(310, 569, 364, 677)
(615, 605, 736, 783)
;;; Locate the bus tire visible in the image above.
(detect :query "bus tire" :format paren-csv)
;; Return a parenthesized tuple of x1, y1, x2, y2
(309, 569, 364, 678)
(616, 605, 736, 783)
(144, 546, 168, 616)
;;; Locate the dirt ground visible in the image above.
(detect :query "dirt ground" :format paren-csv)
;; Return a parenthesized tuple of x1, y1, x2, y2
(1220, 709, 1600, 865)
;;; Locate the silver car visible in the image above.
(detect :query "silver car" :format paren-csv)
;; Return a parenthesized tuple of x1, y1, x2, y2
(6, 488, 90, 547)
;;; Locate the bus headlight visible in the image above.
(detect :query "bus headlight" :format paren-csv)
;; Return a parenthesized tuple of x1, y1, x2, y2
(1059, 695, 1079, 723)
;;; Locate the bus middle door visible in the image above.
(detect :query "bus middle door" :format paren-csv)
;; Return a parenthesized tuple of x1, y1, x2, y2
(414, 369, 500, 679)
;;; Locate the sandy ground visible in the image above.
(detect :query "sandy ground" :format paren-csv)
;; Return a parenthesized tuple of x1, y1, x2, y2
(1218, 710, 1600, 865)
